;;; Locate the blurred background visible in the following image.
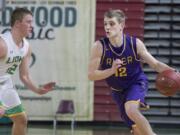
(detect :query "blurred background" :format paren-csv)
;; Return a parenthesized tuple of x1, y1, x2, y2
(0, 0, 180, 135)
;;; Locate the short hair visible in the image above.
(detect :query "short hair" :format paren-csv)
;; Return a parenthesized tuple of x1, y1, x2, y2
(104, 9, 126, 23)
(11, 8, 32, 27)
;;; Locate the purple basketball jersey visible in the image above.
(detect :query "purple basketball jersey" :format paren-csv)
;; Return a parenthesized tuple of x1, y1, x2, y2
(99, 34, 148, 90)
(99, 34, 149, 127)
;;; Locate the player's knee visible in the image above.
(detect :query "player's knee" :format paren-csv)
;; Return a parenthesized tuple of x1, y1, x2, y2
(17, 116, 27, 126)
(126, 107, 137, 120)
(125, 102, 140, 120)
(21, 116, 28, 126)
(12, 114, 28, 126)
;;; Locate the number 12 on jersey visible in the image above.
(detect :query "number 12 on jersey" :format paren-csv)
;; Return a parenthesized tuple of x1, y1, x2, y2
(115, 67, 127, 77)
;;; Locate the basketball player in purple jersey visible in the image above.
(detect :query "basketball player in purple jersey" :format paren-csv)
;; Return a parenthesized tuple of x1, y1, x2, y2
(88, 9, 174, 135)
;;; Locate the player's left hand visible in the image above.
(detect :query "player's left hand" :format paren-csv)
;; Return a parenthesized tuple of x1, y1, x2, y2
(174, 69, 180, 78)
(38, 82, 56, 95)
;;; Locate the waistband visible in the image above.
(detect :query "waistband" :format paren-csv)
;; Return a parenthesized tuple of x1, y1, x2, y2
(110, 87, 123, 92)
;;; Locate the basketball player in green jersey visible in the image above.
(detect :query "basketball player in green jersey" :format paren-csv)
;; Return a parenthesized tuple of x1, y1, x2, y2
(0, 8, 55, 135)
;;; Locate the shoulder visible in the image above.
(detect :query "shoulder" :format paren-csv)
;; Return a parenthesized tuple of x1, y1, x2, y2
(23, 38, 30, 47)
(124, 34, 136, 45)
(136, 38, 148, 55)
(0, 31, 11, 40)
(0, 36, 6, 46)
(0, 37, 7, 58)
(94, 40, 102, 47)
(92, 38, 104, 49)
(90, 40, 104, 58)
(23, 38, 31, 51)
(93, 37, 108, 49)
(136, 38, 145, 48)
(22, 38, 31, 56)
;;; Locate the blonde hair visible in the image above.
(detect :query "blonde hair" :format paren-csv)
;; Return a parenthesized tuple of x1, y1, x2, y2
(104, 9, 125, 23)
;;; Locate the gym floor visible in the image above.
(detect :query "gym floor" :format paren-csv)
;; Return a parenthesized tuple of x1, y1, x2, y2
(0, 123, 180, 135)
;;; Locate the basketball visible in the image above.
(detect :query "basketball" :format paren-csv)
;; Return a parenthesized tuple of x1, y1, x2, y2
(155, 69, 180, 96)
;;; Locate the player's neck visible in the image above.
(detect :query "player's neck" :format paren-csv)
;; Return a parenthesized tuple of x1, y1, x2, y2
(109, 34, 123, 47)
(11, 29, 24, 48)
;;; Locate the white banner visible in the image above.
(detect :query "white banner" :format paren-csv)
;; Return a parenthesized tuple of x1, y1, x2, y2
(0, 0, 95, 121)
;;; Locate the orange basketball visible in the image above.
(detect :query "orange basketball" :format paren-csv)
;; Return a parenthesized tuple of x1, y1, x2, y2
(155, 69, 180, 96)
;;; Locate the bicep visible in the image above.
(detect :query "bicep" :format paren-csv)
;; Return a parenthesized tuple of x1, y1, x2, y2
(0, 38, 7, 58)
(137, 38, 158, 67)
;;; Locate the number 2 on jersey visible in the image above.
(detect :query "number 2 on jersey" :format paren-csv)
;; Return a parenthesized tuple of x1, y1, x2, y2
(6, 64, 18, 75)
(115, 67, 127, 77)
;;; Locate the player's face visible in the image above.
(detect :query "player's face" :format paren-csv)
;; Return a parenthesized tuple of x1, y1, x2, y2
(104, 17, 124, 38)
(19, 14, 33, 37)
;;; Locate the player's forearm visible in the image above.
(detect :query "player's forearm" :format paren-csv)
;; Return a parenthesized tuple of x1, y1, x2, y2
(20, 75, 39, 93)
(88, 68, 114, 81)
(153, 61, 174, 73)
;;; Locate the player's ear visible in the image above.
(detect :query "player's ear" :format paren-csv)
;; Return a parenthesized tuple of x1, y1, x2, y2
(121, 21, 125, 28)
(120, 21, 125, 31)
(14, 20, 22, 27)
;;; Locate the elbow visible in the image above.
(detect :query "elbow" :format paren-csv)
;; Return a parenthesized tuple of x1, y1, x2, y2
(88, 72, 95, 81)
(19, 74, 28, 83)
(20, 75, 25, 83)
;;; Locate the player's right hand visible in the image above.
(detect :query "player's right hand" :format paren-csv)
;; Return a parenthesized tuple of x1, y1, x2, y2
(111, 59, 123, 73)
(37, 82, 56, 95)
